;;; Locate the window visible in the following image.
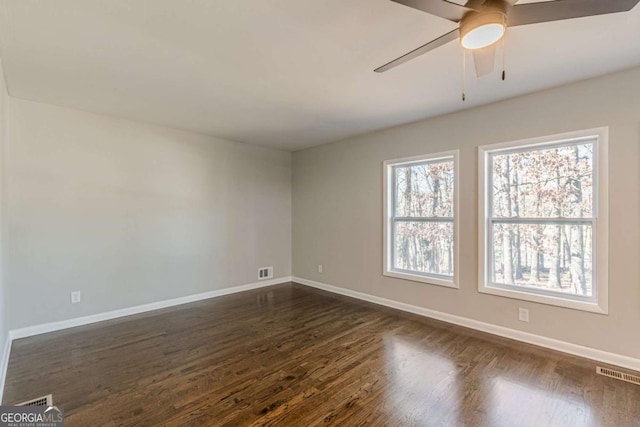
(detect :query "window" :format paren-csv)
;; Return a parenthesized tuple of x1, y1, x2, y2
(383, 151, 459, 288)
(479, 128, 608, 313)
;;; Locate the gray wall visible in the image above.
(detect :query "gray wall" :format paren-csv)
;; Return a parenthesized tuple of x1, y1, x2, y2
(7, 99, 292, 329)
(293, 67, 640, 359)
(0, 59, 8, 359)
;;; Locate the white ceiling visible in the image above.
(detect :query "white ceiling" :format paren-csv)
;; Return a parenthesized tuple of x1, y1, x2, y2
(0, 1, 639, 151)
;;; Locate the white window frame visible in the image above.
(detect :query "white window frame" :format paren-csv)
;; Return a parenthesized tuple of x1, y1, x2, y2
(383, 150, 460, 288)
(478, 128, 608, 314)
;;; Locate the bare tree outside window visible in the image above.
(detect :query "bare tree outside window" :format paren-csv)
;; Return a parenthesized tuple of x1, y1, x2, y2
(488, 141, 595, 297)
(390, 157, 455, 279)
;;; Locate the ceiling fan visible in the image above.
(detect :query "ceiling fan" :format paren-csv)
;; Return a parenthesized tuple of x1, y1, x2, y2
(375, 0, 640, 79)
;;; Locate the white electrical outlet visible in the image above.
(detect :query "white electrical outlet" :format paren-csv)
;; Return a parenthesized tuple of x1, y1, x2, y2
(71, 291, 81, 304)
(518, 308, 529, 322)
(318, 264, 323, 273)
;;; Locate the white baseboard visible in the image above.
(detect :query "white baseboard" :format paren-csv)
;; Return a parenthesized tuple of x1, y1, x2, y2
(0, 335, 11, 403)
(10, 276, 292, 340)
(292, 276, 640, 372)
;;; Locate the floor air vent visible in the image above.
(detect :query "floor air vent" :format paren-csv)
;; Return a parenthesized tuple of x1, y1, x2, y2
(597, 367, 640, 386)
(17, 394, 53, 406)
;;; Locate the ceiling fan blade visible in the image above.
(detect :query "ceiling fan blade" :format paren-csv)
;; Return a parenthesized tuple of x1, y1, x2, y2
(392, 0, 476, 22)
(471, 44, 497, 77)
(510, 0, 640, 27)
(375, 29, 460, 73)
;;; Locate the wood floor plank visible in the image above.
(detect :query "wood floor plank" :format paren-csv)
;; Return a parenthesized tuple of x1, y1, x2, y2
(3, 282, 640, 426)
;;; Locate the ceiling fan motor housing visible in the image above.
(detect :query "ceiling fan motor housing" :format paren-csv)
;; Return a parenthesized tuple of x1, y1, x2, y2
(460, 0, 511, 49)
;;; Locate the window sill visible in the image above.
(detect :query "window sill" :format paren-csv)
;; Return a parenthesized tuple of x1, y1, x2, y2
(384, 270, 458, 289)
(479, 284, 607, 314)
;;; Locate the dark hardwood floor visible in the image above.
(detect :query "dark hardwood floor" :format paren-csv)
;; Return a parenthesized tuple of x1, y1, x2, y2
(3, 282, 640, 426)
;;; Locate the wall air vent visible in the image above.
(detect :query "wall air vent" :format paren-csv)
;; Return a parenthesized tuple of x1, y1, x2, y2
(258, 267, 273, 280)
(596, 367, 640, 386)
(17, 394, 53, 406)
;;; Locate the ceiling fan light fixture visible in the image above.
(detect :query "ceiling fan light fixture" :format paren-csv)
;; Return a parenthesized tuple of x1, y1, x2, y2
(460, 9, 507, 50)
(461, 23, 505, 49)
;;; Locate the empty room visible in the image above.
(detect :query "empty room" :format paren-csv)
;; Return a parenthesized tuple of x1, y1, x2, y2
(0, 0, 639, 425)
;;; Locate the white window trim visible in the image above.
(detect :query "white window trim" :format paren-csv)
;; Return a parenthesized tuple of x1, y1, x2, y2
(478, 128, 608, 314)
(383, 150, 460, 289)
